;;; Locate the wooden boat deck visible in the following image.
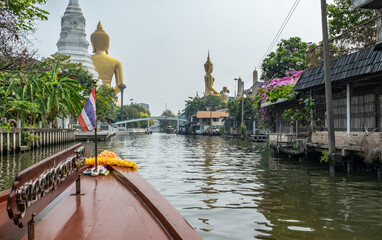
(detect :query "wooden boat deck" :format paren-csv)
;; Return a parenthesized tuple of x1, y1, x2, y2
(0, 166, 201, 240)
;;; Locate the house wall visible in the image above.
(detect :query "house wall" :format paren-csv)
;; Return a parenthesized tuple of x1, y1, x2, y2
(312, 131, 382, 147)
(312, 81, 382, 132)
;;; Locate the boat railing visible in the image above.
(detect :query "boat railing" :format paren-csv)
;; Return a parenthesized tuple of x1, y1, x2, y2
(6, 143, 86, 238)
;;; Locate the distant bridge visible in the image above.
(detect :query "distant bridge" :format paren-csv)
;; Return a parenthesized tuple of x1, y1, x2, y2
(114, 116, 188, 131)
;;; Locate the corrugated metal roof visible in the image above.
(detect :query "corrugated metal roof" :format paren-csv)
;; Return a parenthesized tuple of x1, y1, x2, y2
(295, 46, 382, 91)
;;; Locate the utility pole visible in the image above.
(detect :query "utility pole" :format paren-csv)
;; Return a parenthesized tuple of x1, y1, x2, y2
(241, 84, 244, 127)
(235, 78, 245, 127)
(118, 84, 126, 120)
(321, 0, 336, 171)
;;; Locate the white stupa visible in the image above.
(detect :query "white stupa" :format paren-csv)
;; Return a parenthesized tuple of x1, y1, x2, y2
(56, 0, 97, 77)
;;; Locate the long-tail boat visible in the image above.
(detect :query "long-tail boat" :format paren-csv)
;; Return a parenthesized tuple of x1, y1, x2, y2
(0, 143, 202, 239)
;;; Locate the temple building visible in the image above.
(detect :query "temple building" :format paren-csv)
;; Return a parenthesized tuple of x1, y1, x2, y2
(56, 0, 97, 77)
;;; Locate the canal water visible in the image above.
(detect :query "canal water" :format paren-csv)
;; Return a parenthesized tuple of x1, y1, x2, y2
(1, 133, 382, 240)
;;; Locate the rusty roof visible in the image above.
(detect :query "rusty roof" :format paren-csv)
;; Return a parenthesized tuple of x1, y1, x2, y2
(194, 111, 229, 119)
(295, 45, 382, 91)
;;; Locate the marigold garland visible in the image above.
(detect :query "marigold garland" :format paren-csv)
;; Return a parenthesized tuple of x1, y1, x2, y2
(85, 150, 138, 171)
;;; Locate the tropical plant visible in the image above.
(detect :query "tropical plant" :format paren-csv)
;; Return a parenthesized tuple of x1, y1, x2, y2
(43, 53, 95, 95)
(1, 61, 85, 127)
(38, 63, 85, 125)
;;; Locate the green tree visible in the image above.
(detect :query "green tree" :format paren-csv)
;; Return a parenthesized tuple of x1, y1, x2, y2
(204, 94, 226, 111)
(121, 104, 151, 128)
(183, 96, 206, 117)
(327, 0, 377, 47)
(96, 85, 118, 122)
(261, 37, 308, 81)
(0, 0, 49, 70)
(183, 95, 226, 117)
(0, 0, 48, 31)
(227, 97, 256, 122)
(159, 109, 176, 132)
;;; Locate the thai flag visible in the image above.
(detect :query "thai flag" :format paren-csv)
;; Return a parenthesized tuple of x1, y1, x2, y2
(78, 88, 96, 132)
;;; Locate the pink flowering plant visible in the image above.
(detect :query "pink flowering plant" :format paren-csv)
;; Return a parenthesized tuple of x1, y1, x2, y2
(254, 70, 303, 131)
(262, 70, 303, 103)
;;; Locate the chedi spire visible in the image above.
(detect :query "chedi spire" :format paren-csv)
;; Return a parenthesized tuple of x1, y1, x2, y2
(56, 0, 97, 77)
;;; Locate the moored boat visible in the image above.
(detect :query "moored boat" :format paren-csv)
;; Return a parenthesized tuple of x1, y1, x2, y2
(0, 143, 201, 239)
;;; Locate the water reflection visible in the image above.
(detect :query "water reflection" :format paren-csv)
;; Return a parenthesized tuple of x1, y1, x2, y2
(1, 134, 382, 239)
(0, 143, 75, 191)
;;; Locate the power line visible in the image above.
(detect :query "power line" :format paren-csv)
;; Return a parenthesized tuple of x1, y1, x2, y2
(241, 0, 301, 88)
(255, 0, 301, 72)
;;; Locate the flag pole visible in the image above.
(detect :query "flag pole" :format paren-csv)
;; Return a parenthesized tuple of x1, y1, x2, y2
(94, 80, 98, 169)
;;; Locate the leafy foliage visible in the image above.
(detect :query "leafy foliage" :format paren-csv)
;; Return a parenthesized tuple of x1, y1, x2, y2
(320, 150, 330, 163)
(0, 0, 49, 70)
(253, 71, 303, 131)
(183, 95, 226, 117)
(183, 96, 205, 117)
(43, 53, 95, 95)
(0, 0, 49, 31)
(227, 96, 256, 122)
(327, 0, 377, 48)
(96, 85, 118, 122)
(120, 104, 152, 128)
(240, 125, 247, 136)
(0, 60, 85, 127)
(204, 94, 226, 111)
(261, 37, 308, 81)
(159, 109, 176, 132)
(306, 0, 378, 69)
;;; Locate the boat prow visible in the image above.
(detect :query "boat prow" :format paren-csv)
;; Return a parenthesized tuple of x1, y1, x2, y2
(0, 144, 201, 240)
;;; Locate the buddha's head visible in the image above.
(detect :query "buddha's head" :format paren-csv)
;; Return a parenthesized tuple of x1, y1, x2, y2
(91, 21, 110, 54)
(204, 51, 213, 73)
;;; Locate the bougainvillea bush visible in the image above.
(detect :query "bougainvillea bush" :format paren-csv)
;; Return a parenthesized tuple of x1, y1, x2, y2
(254, 70, 303, 131)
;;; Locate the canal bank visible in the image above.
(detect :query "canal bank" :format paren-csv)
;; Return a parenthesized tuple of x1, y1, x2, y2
(0, 128, 75, 155)
(2, 133, 382, 239)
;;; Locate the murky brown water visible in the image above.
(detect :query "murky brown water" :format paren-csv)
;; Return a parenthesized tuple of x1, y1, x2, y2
(1, 133, 382, 239)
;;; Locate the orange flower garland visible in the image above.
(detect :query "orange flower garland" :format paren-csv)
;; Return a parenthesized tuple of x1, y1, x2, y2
(85, 150, 138, 171)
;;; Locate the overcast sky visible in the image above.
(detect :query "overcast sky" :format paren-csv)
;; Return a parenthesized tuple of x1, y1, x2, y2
(32, 0, 334, 116)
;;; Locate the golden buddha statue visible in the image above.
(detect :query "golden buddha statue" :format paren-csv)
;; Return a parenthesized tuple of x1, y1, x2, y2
(90, 21, 123, 93)
(204, 52, 220, 97)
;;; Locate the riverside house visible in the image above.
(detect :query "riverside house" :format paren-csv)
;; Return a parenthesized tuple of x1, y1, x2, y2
(191, 111, 229, 134)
